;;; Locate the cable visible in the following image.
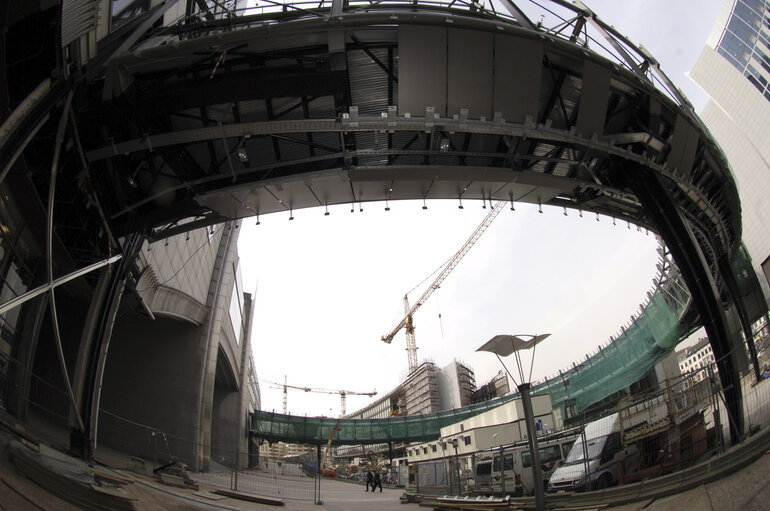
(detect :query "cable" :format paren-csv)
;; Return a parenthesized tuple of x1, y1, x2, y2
(137, 223, 226, 292)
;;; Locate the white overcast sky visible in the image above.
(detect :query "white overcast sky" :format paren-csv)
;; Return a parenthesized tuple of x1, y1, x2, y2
(238, 0, 723, 417)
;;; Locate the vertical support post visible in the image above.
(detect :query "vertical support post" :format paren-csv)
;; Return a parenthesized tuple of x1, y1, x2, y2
(520, 383, 545, 511)
(316, 444, 322, 505)
(233, 444, 239, 491)
(718, 255, 762, 382)
(580, 425, 590, 491)
(615, 161, 744, 444)
(499, 445, 505, 496)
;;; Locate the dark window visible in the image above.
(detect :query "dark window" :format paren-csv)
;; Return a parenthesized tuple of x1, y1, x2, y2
(464, 436, 472, 446)
(522, 445, 563, 468)
(747, 73, 765, 92)
(476, 462, 492, 476)
(431, 444, 437, 453)
(493, 454, 514, 471)
(600, 432, 622, 464)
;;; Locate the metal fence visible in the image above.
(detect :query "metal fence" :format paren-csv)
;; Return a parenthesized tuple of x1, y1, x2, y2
(96, 411, 320, 501)
(192, 452, 319, 501)
(409, 359, 770, 497)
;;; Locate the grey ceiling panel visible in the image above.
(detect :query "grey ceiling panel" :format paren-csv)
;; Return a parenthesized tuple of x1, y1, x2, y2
(575, 60, 612, 137)
(493, 35, 543, 123)
(448, 29, 494, 119)
(398, 25, 447, 116)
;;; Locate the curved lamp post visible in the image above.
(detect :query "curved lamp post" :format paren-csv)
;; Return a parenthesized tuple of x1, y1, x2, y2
(477, 334, 551, 511)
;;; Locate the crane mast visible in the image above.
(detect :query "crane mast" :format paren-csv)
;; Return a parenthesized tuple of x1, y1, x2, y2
(382, 201, 506, 373)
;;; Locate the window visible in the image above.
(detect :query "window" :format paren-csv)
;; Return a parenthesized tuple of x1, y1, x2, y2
(476, 461, 492, 476)
(522, 445, 562, 468)
(464, 436, 472, 446)
(431, 444, 437, 453)
(228, 260, 244, 344)
(422, 447, 427, 454)
(493, 454, 514, 471)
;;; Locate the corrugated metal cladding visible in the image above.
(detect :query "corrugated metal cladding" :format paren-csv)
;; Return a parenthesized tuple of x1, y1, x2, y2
(62, 0, 100, 47)
(348, 48, 397, 116)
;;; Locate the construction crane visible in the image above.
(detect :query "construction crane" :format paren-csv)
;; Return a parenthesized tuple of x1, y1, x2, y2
(262, 377, 377, 416)
(381, 201, 506, 373)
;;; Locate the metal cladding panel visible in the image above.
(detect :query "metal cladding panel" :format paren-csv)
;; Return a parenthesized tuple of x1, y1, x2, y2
(448, 29, 494, 119)
(493, 35, 543, 123)
(398, 26, 447, 116)
(575, 60, 612, 137)
(668, 114, 699, 177)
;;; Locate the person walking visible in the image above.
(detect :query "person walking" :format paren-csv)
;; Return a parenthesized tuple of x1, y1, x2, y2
(373, 471, 383, 492)
(365, 470, 373, 492)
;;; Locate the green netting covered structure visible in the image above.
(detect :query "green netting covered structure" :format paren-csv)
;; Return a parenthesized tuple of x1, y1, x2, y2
(249, 397, 516, 446)
(250, 263, 691, 446)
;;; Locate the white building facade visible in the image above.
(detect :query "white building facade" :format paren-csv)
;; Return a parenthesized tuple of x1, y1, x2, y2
(689, 0, 770, 304)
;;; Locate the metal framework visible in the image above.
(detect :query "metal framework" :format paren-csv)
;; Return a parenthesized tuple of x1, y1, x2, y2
(0, 0, 764, 458)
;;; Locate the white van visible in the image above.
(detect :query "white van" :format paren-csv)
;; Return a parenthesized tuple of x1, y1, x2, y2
(473, 433, 577, 496)
(547, 413, 639, 492)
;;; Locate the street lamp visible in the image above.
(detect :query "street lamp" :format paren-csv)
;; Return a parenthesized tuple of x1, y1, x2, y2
(477, 334, 551, 511)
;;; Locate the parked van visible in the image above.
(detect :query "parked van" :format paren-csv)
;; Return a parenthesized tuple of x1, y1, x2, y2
(547, 413, 639, 492)
(472, 432, 577, 497)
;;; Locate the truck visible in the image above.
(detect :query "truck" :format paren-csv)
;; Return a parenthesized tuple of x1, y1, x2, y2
(472, 430, 578, 497)
(547, 413, 639, 492)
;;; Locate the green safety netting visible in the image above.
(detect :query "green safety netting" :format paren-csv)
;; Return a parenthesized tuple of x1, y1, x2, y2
(531, 287, 686, 414)
(249, 397, 517, 445)
(250, 287, 688, 445)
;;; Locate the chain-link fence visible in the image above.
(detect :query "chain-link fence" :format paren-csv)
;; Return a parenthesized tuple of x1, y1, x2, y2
(193, 449, 319, 501)
(97, 409, 320, 501)
(0, 350, 71, 436)
(409, 358, 770, 497)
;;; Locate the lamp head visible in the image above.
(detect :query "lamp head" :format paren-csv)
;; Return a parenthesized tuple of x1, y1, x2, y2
(476, 334, 551, 357)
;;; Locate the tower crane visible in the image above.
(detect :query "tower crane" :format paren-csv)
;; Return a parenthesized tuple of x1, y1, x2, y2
(261, 377, 377, 416)
(381, 201, 506, 373)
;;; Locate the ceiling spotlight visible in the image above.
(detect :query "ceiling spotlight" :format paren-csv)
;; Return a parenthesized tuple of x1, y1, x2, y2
(439, 138, 450, 152)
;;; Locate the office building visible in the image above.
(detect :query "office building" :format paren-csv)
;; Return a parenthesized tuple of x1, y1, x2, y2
(689, 0, 770, 305)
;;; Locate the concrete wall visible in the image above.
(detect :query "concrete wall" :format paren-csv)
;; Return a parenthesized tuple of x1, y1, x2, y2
(98, 315, 204, 467)
(98, 221, 251, 471)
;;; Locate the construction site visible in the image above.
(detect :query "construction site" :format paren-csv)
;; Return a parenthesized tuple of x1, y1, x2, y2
(2, 0, 770, 510)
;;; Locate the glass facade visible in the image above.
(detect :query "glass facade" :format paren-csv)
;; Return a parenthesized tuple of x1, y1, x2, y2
(716, 0, 770, 101)
(229, 259, 244, 345)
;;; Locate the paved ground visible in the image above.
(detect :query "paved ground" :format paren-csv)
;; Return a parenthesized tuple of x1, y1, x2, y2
(2, 413, 769, 510)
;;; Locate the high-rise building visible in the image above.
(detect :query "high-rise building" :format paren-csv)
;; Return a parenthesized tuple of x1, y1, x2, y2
(688, 0, 770, 305)
(437, 360, 476, 410)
